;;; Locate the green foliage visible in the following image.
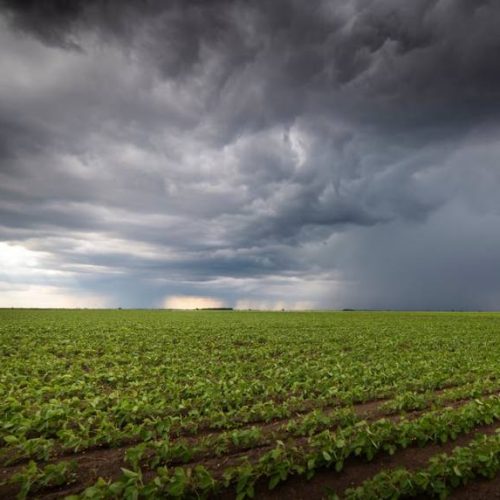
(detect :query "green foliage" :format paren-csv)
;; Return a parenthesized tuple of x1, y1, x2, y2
(1, 309, 500, 498)
(10, 460, 77, 499)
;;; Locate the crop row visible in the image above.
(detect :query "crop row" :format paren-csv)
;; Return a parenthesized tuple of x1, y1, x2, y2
(342, 430, 500, 499)
(379, 378, 500, 414)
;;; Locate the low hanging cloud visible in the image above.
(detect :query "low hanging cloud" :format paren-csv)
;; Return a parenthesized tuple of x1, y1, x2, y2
(1, 1, 500, 309)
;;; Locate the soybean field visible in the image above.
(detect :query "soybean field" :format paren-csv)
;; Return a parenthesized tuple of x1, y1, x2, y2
(1, 309, 499, 499)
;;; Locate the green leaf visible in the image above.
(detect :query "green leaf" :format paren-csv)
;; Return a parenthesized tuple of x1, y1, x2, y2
(121, 468, 139, 479)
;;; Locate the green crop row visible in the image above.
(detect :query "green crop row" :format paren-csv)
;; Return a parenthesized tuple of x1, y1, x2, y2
(379, 378, 500, 414)
(5, 460, 77, 500)
(343, 430, 500, 499)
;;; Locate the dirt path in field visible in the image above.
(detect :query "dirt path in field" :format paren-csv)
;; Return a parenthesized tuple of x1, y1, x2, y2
(2, 389, 499, 499)
(254, 422, 500, 500)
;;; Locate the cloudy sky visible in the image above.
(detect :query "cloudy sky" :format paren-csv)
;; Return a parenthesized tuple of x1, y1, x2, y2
(1, 0, 500, 310)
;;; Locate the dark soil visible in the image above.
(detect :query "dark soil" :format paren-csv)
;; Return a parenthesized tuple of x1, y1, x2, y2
(450, 472, 500, 499)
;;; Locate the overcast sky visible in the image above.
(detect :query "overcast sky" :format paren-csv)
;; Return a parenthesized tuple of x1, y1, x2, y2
(1, 0, 500, 310)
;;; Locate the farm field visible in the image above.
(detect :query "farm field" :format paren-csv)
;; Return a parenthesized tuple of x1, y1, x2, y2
(0, 309, 499, 499)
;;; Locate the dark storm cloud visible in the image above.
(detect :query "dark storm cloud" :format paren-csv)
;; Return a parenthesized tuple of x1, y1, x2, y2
(1, 0, 500, 308)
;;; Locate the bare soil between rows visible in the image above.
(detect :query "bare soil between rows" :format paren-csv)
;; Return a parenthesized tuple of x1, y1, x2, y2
(450, 471, 500, 499)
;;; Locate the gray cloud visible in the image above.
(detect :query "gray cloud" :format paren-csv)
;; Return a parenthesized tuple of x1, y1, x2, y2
(1, 0, 500, 308)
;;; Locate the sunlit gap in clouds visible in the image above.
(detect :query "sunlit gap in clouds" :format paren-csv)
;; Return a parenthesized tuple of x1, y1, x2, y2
(163, 296, 226, 310)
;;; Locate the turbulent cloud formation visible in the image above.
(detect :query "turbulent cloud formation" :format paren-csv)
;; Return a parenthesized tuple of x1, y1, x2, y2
(1, 0, 500, 309)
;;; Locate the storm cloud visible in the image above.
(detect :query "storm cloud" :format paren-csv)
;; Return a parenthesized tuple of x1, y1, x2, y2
(1, 0, 500, 309)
